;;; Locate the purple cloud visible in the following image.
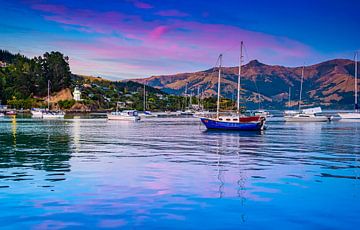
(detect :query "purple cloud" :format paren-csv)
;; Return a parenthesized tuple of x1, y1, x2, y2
(29, 3, 315, 78)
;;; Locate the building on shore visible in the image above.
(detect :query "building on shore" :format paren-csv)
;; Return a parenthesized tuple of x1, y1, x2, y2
(73, 87, 82, 101)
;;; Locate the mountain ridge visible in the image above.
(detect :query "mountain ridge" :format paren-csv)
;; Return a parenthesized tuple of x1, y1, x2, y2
(131, 58, 358, 109)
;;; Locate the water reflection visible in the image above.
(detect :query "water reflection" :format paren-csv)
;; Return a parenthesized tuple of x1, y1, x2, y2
(0, 119, 72, 183)
(0, 118, 359, 229)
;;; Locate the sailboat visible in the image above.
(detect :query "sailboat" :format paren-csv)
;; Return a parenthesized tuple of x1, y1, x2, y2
(107, 102, 140, 121)
(338, 52, 360, 120)
(200, 42, 266, 131)
(284, 66, 329, 122)
(139, 84, 156, 118)
(41, 80, 65, 119)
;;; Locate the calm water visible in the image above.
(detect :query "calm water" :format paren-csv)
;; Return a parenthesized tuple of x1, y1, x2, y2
(0, 117, 359, 229)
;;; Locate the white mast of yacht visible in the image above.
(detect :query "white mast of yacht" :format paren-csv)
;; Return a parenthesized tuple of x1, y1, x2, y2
(216, 54, 223, 119)
(298, 66, 304, 112)
(288, 87, 291, 108)
(143, 83, 146, 111)
(47, 80, 50, 111)
(237, 41, 243, 114)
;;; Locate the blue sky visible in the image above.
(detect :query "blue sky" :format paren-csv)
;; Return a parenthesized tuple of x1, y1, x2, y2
(0, 0, 359, 79)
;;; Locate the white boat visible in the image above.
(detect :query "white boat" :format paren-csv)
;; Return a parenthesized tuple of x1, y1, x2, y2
(107, 110, 140, 121)
(0, 113, 4, 117)
(284, 66, 329, 122)
(42, 80, 65, 119)
(252, 110, 273, 118)
(285, 107, 329, 122)
(42, 111, 65, 119)
(31, 109, 45, 118)
(180, 109, 195, 115)
(338, 52, 359, 120)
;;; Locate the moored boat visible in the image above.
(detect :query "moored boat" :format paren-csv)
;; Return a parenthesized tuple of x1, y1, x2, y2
(200, 42, 266, 131)
(42, 111, 65, 119)
(41, 80, 65, 119)
(338, 52, 359, 120)
(284, 66, 329, 122)
(107, 110, 140, 121)
(201, 115, 266, 131)
(5, 110, 17, 116)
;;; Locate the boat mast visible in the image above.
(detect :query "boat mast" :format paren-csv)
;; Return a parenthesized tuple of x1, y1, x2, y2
(237, 41, 243, 114)
(143, 83, 146, 111)
(216, 54, 223, 119)
(197, 86, 200, 109)
(47, 80, 50, 111)
(299, 66, 304, 112)
(288, 87, 291, 108)
(185, 82, 188, 110)
(355, 51, 358, 112)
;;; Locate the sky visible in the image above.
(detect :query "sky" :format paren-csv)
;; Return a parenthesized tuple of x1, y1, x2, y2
(0, 0, 359, 79)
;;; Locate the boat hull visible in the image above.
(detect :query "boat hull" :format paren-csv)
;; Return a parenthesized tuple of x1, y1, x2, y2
(200, 118, 265, 131)
(284, 116, 329, 122)
(338, 112, 360, 120)
(107, 114, 140, 121)
(42, 114, 65, 119)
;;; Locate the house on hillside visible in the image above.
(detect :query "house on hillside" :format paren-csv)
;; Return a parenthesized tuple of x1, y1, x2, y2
(73, 87, 82, 101)
(0, 61, 7, 68)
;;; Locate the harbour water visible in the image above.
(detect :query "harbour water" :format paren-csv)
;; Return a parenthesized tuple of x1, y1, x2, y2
(0, 117, 359, 229)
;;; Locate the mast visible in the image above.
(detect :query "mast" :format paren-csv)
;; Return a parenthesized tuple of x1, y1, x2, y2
(288, 87, 291, 108)
(299, 66, 304, 112)
(47, 80, 50, 111)
(143, 83, 146, 111)
(185, 82, 188, 110)
(190, 90, 192, 108)
(237, 41, 243, 114)
(355, 52, 358, 112)
(216, 54, 223, 119)
(197, 86, 200, 109)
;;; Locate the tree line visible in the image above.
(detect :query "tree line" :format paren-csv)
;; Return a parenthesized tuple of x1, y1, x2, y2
(0, 50, 71, 105)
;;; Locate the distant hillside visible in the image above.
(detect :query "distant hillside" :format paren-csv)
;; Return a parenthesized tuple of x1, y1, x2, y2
(132, 59, 359, 109)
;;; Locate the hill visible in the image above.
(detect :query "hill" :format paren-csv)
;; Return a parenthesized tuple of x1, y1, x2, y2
(132, 59, 359, 109)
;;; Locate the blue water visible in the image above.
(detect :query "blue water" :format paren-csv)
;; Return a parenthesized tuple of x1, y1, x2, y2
(0, 117, 359, 229)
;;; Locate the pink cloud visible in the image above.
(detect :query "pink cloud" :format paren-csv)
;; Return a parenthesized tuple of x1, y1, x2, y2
(149, 26, 171, 40)
(156, 10, 188, 17)
(30, 3, 316, 78)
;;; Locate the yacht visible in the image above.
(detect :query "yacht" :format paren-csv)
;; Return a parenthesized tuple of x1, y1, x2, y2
(42, 80, 65, 119)
(107, 110, 140, 121)
(338, 52, 360, 120)
(200, 42, 266, 131)
(284, 107, 329, 122)
(42, 111, 65, 119)
(284, 66, 329, 122)
(31, 108, 45, 118)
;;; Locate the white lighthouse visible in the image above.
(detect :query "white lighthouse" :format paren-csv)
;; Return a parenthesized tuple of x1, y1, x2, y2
(73, 87, 81, 101)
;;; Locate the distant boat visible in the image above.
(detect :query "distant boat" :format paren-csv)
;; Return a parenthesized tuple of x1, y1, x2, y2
(338, 52, 360, 120)
(5, 110, 17, 116)
(42, 111, 65, 119)
(200, 42, 266, 131)
(180, 109, 195, 116)
(31, 108, 45, 118)
(285, 107, 329, 122)
(42, 80, 65, 119)
(107, 110, 140, 121)
(284, 66, 329, 122)
(0, 113, 4, 117)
